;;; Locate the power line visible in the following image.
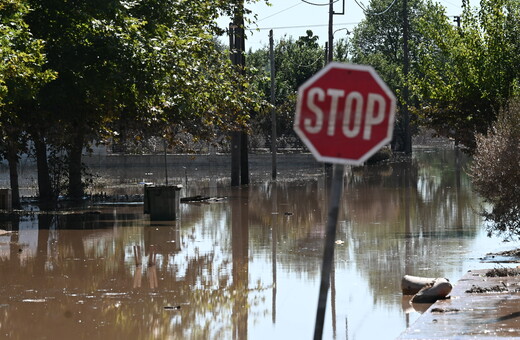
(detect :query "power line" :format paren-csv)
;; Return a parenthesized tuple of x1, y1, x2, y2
(369, 0, 398, 15)
(353, 0, 367, 11)
(301, 0, 339, 7)
(259, 2, 303, 22)
(285, 52, 325, 69)
(439, 0, 460, 9)
(353, 0, 399, 16)
(251, 22, 360, 31)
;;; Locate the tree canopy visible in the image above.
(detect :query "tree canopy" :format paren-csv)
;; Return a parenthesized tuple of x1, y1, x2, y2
(413, 0, 520, 149)
(0, 0, 268, 204)
(247, 30, 328, 148)
(349, 0, 442, 151)
(0, 0, 56, 207)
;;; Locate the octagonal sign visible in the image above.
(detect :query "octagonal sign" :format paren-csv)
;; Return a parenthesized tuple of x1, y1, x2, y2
(294, 62, 396, 165)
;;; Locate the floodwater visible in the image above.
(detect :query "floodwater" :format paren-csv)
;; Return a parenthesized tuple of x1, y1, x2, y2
(0, 148, 515, 340)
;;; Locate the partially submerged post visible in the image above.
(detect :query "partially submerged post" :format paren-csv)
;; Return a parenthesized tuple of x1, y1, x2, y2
(0, 189, 12, 211)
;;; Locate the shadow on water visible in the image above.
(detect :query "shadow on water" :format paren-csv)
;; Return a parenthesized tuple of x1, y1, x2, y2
(0, 148, 514, 339)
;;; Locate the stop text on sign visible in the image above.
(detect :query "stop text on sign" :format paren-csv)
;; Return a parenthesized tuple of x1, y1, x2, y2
(293, 62, 396, 165)
(304, 87, 386, 140)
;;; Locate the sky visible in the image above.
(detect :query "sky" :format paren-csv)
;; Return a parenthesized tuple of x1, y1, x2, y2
(218, 0, 466, 51)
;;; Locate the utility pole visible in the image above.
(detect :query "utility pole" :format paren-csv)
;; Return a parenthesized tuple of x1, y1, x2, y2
(402, 0, 412, 154)
(324, 42, 328, 65)
(269, 30, 277, 180)
(327, 0, 345, 64)
(237, 3, 249, 186)
(454, 16, 461, 27)
(229, 23, 241, 186)
(229, 1, 249, 186)
(328, 0, 334, 63)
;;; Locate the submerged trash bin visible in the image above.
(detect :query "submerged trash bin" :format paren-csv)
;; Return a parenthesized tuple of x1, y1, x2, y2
(143, 185, 182, 221)
(0, 189, 12, 211)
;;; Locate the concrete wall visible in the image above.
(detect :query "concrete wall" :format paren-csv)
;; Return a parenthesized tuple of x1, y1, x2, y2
(83, 153, 321, 170)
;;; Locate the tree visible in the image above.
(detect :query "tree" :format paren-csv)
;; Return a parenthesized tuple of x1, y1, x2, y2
(470, 98, 520, 239)
(349, 0, 440, 152)
(22, 0, 265, 203)
(247, 31, 326, 149)
(413, 0, 520, 150)
(0, 0, 55, 208)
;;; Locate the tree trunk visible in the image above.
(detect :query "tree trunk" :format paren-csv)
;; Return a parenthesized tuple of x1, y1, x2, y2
(6, 144, 21, 209)
(34, 135, 55, 210)
(240, 131, 249, 185)
(68, 130, 84, 201)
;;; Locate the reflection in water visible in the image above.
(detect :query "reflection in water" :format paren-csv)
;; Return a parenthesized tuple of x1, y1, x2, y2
(132, 245, 158, 289)
(132, 245, 142, 288)
(231, 188, 249, 340)
(0, 149, 512, 339)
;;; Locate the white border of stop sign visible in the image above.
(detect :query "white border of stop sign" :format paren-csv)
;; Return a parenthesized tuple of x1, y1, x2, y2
(293, 62, 396, 166)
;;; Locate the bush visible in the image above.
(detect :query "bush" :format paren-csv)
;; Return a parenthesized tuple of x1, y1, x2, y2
(470, 98, 520, 239)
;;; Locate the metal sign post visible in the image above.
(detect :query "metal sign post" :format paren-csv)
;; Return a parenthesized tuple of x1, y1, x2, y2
(313, 164, 344, 340)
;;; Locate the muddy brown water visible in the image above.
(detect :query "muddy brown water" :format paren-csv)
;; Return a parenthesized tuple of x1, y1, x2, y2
(0, 149, 515, 339)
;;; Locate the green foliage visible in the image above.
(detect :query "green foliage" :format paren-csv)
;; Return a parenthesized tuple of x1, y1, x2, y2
(0, 0, 56, 166)
(349, 0, 437, 150)
(0, 0, 269, 200)
(413, 0, 520, 150)
(247, 31, 325, 148)
(0, 0, 55, 107)
(470, 98, 520, 239)
(23, 0, 268, 145)
(350, 0, 432, 90)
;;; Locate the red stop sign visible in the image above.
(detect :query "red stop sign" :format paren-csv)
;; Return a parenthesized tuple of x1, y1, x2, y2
(294, 62, 396, 165)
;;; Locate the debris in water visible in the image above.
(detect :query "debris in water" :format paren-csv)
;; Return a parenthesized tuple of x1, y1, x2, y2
(22, 299, 47, 303)
(486, 267, 520, 277)
(465, 284, 508, 293)
(431, 308, 460, 314)
(164, 306, 181, 310)
(180, 196, 227, 203)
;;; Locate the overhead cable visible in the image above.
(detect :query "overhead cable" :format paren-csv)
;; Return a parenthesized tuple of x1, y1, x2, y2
(250, 22, 360, 31)
(259, 2, 303, 22)
(354, 0, 399, 16)
(301, 0, 339, 7)
(353, 0, 368, 11)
